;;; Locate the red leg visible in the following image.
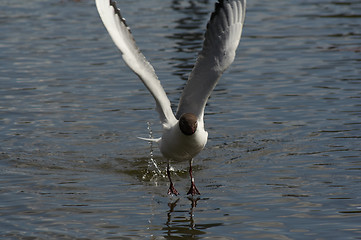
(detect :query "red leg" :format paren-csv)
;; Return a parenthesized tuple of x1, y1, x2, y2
(167, 162, 179, 195)
(187, 160, 200, 195)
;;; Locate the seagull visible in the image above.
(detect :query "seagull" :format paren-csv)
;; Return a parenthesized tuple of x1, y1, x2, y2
(95, 0, 246, 195)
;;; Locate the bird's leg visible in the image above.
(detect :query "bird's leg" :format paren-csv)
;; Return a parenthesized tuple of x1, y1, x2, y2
(167, 162, 179, 196)
(187, 159, 200, 195)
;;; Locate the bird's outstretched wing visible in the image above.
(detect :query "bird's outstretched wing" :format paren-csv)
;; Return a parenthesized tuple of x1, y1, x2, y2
(95, 0, 176, 125)
(176, 0, 246, 121)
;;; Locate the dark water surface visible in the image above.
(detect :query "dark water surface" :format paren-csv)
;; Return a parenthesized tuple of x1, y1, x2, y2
(1, 0, 360, 239)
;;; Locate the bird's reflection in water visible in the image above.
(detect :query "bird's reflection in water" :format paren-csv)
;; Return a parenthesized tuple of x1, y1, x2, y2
(163, 196, 205, 238)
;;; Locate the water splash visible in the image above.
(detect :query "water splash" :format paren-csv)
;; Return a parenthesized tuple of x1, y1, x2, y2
(143, 122, 165, 180)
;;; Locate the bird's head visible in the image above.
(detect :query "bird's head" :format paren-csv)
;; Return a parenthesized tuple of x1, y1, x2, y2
(179, 113, 198, 136)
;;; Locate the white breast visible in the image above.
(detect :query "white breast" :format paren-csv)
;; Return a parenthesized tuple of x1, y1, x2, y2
(159, 121, 208, 161)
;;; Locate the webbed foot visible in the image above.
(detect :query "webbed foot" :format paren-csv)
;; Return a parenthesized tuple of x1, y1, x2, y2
(187, 182, 200, 195)
(168, 183, 179, 196)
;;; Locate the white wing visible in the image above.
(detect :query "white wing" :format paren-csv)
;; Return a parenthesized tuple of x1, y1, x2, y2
(176, 0, 246, 121)
(95, 0, 176, 125)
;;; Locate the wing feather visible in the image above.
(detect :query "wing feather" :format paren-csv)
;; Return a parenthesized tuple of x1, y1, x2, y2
(176, 0, 246, 121)
(95, 0, 176, 125)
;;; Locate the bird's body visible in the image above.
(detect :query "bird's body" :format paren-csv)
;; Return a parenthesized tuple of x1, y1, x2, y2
(95, 0, 246, 195)
(160, 118, 208, 162)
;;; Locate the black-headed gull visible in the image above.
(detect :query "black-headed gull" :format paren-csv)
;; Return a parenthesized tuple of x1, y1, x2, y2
(95, 0, 246, 195)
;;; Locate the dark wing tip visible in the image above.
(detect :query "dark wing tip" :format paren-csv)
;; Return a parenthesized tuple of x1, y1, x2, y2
(109, 0, 121, 17)
(210, 0, 225, 22)
(109, 0, 129, 28)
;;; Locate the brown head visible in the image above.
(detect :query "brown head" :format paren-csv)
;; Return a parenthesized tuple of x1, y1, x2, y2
(179, 113, 198, 136)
